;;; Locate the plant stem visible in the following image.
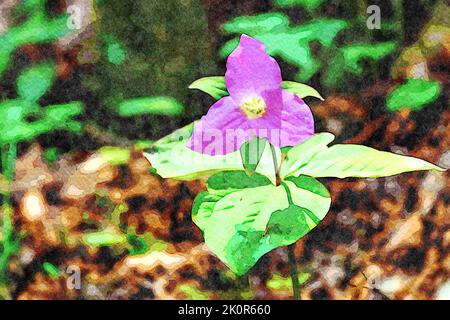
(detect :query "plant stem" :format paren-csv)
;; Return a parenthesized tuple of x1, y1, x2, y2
(393, 0, 405, 45)
(269, 144, 281, 186)
(0, 143, 17, 282)
(2, 143, 16, 184)
(271, 144, 300, 299)
(287, 244, 301, 300)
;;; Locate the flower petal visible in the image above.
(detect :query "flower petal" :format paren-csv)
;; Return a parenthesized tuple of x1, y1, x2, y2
(188, 97, 252, 155)
(239, 89, 283, 144)
(276, 90, 315, 147)
(225, 35, 282, 102)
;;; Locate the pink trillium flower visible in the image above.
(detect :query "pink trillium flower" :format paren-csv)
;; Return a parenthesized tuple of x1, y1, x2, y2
(188, 35, 315, 155)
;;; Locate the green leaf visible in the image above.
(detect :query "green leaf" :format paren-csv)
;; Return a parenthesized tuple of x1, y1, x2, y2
(116, 97, 183, 117)
(285, 175, 330, 198)
(43, 102, 83, 123)
(126, 234, 150, 256)
(0, 10, 71, 77)
(280, 132, 335, 178)
(191, 192, 222, 217)
(0, 100, 82, 145)
(0, 100, 37, 143)
(126, 232, 167, 256)
(283, 181, 331, 225)
(324, 42, 397, 86)
(223, 12, 290, 35)
(219, 38, 240, 60)
(387, 79, 441, 112)
(42, 262, 60, 278)
(16, 62, 56, 102)
(275, 0, 326, 11)
(281, 81, 324, 100)
(106, 42, 126, 65)
(221, 17, 349, 81)
(144, 124, 281, 184)
(82, 230, 127, 248)
(341, 42, 397, 74)
(43, 147, 60, 163)
(193, 176, 330, 275)
(282, 134, 445, 179)
(99, 146, 130, 165)
(240, 137, 267, 175)
(189, 77, 229, 100)
(188, 76, 323, 101)
(144, 124, 244, 180)
(265, 205, 310, 245)
(134, 139, 154, 150)
(206, 171, 271, 195)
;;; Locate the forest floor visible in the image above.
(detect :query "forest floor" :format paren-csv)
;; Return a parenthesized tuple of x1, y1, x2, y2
(2, 93, 448, 300)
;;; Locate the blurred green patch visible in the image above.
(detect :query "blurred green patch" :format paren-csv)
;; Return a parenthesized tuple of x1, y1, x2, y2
(99, 146, 130, 165)
(16, 62, 56, 103)
(43, 147, 60, 164)
(82, 230, 127, 247)
(0, 0, 71, 77)
(324, 42, 398, 87)
(134, 140, 154, 150)
(116, 97, 183, 117)
(126, 231, 167, 256)
(178, 284, 210, 300)
(0, 61, 83, 145)
(275, 0, 326, 12)
(221, 2, 400, 90)
(221, 14, 349, 82)
(81, 0, 216, 139)
(106, 42, 127, 66)
(42, 262, 60, 278)
(387, 79, 441, 112)
(266, 273, 310, 291)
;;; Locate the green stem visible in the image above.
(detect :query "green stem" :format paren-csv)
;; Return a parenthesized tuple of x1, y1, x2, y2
(2, 143, 16, 183)
(282, 183, 305, 301)
(269, 144, 281, 186)
(393, 0, 405, 45)
(282, 182, 293, 205)
(270, 144, 300, 300)
(0, 143, 17, 282)
(287, 244, 300, 300)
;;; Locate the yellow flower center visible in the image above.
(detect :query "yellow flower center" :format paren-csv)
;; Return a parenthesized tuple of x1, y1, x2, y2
(240, 96, 266, 119)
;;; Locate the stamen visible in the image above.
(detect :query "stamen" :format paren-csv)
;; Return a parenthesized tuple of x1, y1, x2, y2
(241, 96, 266, 119)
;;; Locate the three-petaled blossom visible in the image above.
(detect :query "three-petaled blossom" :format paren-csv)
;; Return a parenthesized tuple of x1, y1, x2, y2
(188, 35, 315, 155)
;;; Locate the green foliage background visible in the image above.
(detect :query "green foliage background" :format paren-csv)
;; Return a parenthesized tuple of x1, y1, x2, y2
(81, 0, 217, 140)
(1, 0, 445, 149)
